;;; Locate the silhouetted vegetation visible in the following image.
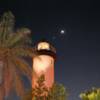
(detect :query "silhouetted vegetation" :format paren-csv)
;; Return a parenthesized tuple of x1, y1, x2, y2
(22, 75, 68, 100)
(80, 88, 100, 100)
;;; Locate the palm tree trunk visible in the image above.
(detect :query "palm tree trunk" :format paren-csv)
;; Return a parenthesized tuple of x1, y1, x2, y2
(0, 60, 3, 84)
(0, 86, 5, 100)
(0, 60, 5, 100)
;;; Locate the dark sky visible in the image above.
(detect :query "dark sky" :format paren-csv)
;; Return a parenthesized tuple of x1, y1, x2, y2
(0, 0, 100, 100)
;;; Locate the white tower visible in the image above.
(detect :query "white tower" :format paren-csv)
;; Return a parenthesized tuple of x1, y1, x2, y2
(32, 40, 56, 88)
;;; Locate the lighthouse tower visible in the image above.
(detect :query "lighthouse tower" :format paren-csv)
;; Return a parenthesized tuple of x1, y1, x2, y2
(32, 40, 56, 88)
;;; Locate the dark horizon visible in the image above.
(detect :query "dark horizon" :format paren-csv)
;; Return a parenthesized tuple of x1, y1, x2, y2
(0, 0, 100, 100)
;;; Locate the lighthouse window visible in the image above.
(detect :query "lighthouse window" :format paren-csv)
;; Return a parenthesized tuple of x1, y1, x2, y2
(38, 42, 50, 50)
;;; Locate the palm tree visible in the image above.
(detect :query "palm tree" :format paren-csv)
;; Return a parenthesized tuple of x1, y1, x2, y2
(0, 11, 33, 99)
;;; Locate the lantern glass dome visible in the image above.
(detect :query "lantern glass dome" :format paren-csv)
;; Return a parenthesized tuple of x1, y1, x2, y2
(34, 40, 56, 55)
(37, 42, 50, 50)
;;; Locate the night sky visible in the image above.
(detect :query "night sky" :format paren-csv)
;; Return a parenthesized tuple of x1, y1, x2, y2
(0, 0, 100, 100)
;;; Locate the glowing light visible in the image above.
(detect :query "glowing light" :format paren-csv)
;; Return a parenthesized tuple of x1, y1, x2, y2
(38, 42, 50, 50)
(60, 30, 65, 34)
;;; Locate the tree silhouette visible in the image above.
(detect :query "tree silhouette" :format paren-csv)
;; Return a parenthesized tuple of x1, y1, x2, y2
(47, 83, 67, 100)
(22, 75, 68, 100)
(32, 75, 48, 100)
(80, 88, 100, 100)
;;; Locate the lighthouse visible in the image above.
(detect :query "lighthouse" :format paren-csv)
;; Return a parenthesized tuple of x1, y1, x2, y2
(32, 40, 56, 88)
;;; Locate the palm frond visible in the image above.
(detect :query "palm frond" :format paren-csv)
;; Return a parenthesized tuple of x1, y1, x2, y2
(14, 71, 25, 97)
(11, 48, 34, 58)
(0, 11, 14, 43)
(4, 33, 31, 48)
(3, 59, 14, 96)
(11, 56, 32, 81)
(0, 85, 5, 100)
(4, 34, 24, 47)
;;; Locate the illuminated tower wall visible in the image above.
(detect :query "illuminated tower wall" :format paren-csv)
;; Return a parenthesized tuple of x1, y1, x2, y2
(32, 41, 56, 88)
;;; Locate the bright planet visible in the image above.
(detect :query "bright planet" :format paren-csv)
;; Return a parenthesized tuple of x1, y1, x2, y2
(60, 30, 65, 34)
